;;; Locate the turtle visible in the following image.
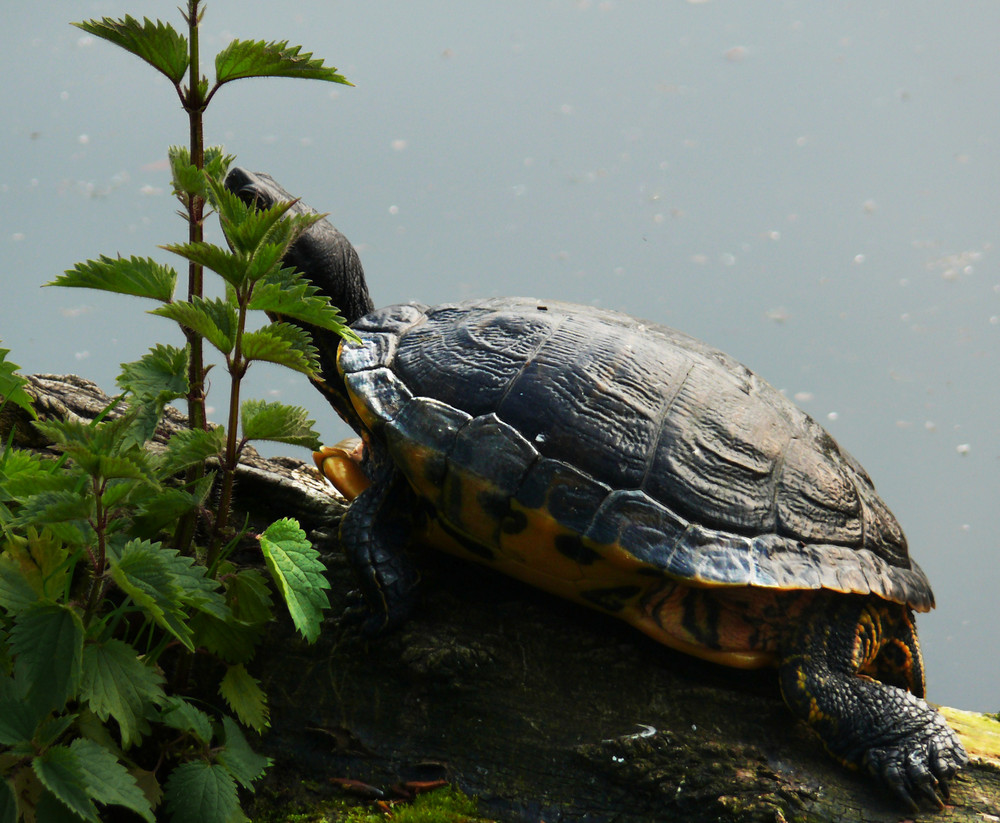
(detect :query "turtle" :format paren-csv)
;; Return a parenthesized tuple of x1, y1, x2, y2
(225, 167, 968, 809)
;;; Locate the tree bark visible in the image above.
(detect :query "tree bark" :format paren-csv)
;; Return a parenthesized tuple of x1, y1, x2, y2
(6, 375, 1000, 823)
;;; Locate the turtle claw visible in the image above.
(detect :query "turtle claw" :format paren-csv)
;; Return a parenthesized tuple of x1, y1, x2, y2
(864, 724, 968, 810)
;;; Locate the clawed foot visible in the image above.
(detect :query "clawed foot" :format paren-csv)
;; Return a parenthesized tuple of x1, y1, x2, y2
(864, 721, 969, 810)
(339, 589, 393, 637)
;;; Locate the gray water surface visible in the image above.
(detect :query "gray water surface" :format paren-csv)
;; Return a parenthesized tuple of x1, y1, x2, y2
(2, 1, 998, 711)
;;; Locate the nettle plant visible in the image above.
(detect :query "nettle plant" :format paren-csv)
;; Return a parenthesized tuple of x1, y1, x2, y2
(0, 4, 354, 821)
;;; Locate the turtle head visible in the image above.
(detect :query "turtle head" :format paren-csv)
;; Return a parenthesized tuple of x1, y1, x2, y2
(224, 167, 375, 430)
(223, 167, 374, 325)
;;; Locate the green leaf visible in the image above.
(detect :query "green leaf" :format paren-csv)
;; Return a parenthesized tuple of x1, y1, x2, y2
(70, 738, 155, 822)
(80, 639, 166, 749)
(259, 519, 329, 643)
(0, 448, 68, 500)
(0, 555, 40, 613)
(32, 745, 99, 823)
(32, 414, 152, 480)
(188, 612, 261, 664)
(117, 344, 189, 401)
(132, 477, 213, 537)
(34, 714, 77, 749)
(248, 268, 358, 338)
(73, 16, 189, 83)
(214, 39, 351, 86)
(50, 255, 177, 302)
(9, 602, 84, 714)
(158, 427, 226, 477)
(1, 528, 70, 604)
(219, 665, 269, 733)
(240, 323, 319, 375)
(218, 716, 270, 789)
(159, 696, 213, 745)
(151, 297, 237, 356)
(162, 241, 247, 288)
(0, 778, 16, 823)
(0, 345, 36, 420)
(241, 399, 320, 449)
(165, 761, 244, 823)
(0, 698, 40, 748)
(169, 146, 233, 200)
(108, 540, 194, 651)
(224, 568, 273, 625)
(11, 490, 93, 530)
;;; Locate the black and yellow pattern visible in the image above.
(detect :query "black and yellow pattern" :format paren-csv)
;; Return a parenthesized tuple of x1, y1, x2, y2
(228, 167, 968, 812)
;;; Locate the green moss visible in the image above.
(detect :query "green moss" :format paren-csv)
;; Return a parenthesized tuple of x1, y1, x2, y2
(251, 786, 492, 823)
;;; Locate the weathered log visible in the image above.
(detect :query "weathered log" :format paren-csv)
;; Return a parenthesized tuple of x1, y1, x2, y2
(5, 375, 1000, 822)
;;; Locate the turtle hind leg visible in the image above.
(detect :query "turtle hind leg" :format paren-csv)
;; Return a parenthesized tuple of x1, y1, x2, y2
(777, 593, 968, 809)
(338, 459, 421, 636)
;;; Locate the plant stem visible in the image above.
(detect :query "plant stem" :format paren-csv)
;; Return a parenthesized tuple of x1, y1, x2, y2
(207, 299, 248, 568)
(174, 0, 206, 556)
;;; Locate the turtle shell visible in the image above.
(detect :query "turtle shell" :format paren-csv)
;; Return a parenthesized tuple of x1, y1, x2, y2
(338, 298, 933, 612)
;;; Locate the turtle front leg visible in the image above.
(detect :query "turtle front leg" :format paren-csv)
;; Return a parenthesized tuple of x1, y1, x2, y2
(778, 594, 967, 809)
(338, 459, 421, 635)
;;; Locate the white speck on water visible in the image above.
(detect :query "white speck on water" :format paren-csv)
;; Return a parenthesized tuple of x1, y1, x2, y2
(534, 432, 547, 444)
(10, 232, 24, 242)
(388, 205, 399, 215)
(956, 443, 970, 455)
(390, 139, 408, 151)
(74, 350, 90, 361)
(853, 254, 865, 264)
(139, 184, 162, 196)
(719, 252, 736, 266)
(78, 134, 90, 145)
(924, 421, 937, 432)
(827, 411, 839, 422)
(793, 391, 813, 403)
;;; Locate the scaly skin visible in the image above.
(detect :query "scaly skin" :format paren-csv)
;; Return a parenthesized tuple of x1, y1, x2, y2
(778, 594, 967, 809)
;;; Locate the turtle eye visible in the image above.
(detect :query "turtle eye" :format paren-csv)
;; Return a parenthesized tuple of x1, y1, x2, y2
(236, 186, 269, 211)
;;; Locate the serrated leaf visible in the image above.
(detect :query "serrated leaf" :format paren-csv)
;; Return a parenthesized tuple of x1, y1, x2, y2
(240, 323, 319, 375)
(73, 16, 189, 83)
(162, 241, 247, 288)
(50, 255, 177, 302)
(117, 344, 189, 400)
(214, 39, 350, 86)
(2, 528, 70, 602)
(165, 761, 243, 823)
(158, 427, 226, 476)
(0, 447, 68, 499)
(108, 540, 193, 651)
(0, 345, 36, 420)
(218, 716, 270, 789)
(32, 745, 99, 823)
(241, 399, 320, 448)
(10, 490, 93, 533)
(69, 738, 155, 822)
(158, 696, 213, 745)
(34, 714, 77, 749)
(219, 665, 269, 733)
(224, 569, 273, 625)
(248, 270, 357, 338)
(33, 414, 152, 480)
(10, 602, 84, 714)
(0, 555, 40, 613)
(188, 612, 261, 664)
(0, 699, 41, 747)
(132, 476, 213, 536)
(158, 547, 229, 621)
(259, 519, 329, 643)
(80, 639, 165, 749)
(151, 296, 237, 355)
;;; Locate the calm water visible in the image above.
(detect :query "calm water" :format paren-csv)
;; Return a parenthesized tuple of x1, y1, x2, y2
(2, 1, 998, 711)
